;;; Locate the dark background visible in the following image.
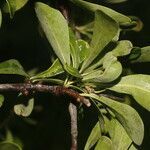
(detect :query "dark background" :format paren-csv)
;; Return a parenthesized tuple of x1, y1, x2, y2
(0, 0, 150, 149)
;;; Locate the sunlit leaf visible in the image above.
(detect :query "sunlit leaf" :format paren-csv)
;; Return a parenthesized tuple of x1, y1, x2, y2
(70, 0, 132, 25)
(84, 122, 101, 150)
(109, 74, 150, 111)
(31, 59, 64, 79)
(64, 64, 82, 78)
(0, 142, 22, 150)
(95, 136, 113, 150)
(0, 95, 4, 107)
(3, 0, 29, 18)
(0, 59, 28, 77)
(14, 98, 34, 117)
(108, 118, 132, 150)
(35, 2, 70, 65)
(80, 10, 119, 71)
(131, 46, 150, 63)
(82, 93, 144, 145)
(69, 29, 80, 68)
(112, 40, 133, 57)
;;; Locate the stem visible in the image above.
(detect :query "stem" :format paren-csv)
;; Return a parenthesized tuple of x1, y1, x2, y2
(0, 83, 91, 107)
(69, 103, 78, 150)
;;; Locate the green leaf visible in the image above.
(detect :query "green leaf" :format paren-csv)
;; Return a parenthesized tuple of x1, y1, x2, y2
(131, 46, 150, 63)
(95, 136, 113, 150)
(109, 74, 150, 111)
(129, 47, 141, 61)
(108, 118, 132, 150)
(112, 40, 133, 57)
(82, 93, 144, 145)
(14, 98, 34, 117)
(77, 39, 90, 63)
(83, 52, 122, 83)
(64, 64, 82, 78)
(0, 142, 22, 150)
(80, 10, 119, 72)
(84, 122, 101, 150)
(0, 95, 4, 107)
(0, 9, 2, 27)
(0, 59, 28, 77)
(105, 0, 128, 4)
(69, 29, 80, 68)
(31, 59, 64, 79)
(35, 2, 70, 65)
(3, 0, 29, 18)
(70, 0, 132, 25)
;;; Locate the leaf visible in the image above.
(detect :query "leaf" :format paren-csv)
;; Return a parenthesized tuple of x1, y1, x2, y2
(77, 39, 90, 63)
(109, 74, 150, 111)
(108, 118, 132, 150)
(69, 29, 80, 68)
(82, 93, 144, 145)
(0, 9, 2, 27)
(31, 59, 64, 79)
(131, 46, 150, 63)
(80, 10, 119, 72)
(105, 0, 128, 4)
(64, 64, 82, 78)
(3, 0, 29, 18)
(35, 2, 70, 65)
(0, 59, 28, 77)
(0, 142, 22, 150)
(112, 40, 133, 57)
(70, 0, 132, 25)
(95, 136, 113, 150)
(84, 122, 101, 150)
(83, 52, 122, 83)
(14, 98, 34, 117)
(0, 95, 4, 107)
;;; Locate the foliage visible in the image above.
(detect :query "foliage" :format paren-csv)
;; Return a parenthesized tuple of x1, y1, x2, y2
(0, 0, 150, 149)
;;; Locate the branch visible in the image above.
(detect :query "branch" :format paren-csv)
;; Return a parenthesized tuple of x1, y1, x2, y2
(69, 103, 78, 150)
(0, 83, 91, 107)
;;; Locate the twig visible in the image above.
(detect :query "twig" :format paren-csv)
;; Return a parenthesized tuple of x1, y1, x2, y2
(69, 103, 78, 150)
(0, 83, 91, 107)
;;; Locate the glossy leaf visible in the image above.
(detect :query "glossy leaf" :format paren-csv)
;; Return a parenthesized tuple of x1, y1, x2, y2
(69, 29, 80, 68)
(35, 2, 70, 65)
(109, 118, 132, 150)
(64, 64, 82, 78)
(0, 142, 22, 150)
(84, 122, 101, 150)
(95, 136, 112, 150)
(70, 0, 132, 25)
(31, 59, 64, 79)
(14, 98, 34, 117)
(0, 9, 2, 27)
(0, 95, 4, 107)
(82, 93, 144, 145)
(0, 59, 28, 77)
(80, 10, 119, 71)
(109, 74, 150, 111)
(3, 0, 29, 18)
(131, 46, 150, 63)
(112, 40, 133, 57)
